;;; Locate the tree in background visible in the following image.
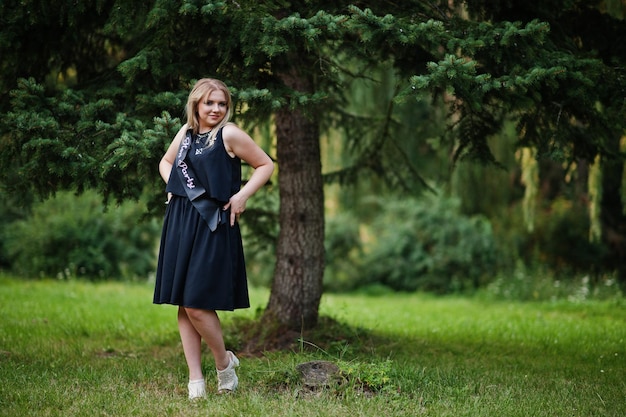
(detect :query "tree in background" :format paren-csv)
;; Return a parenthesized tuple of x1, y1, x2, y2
(455, 0, 626, 275)
(1, 1, 624, 331)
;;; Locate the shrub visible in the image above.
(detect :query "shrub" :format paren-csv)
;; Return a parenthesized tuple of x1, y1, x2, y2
(323, 212, 364, 292)
(0, 189, 32, 269)
(359, 194, 499, 293)
(521, 197, 610, 276)
(4, 190, 159, 280)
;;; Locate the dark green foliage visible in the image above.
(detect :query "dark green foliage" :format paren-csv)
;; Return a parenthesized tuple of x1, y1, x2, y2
(1, 0, 623, 204)
(3, 191, 159, 280)
(238, 185, 280, 287)
(323, 187, 505, 294)
(365, 195, 498, 293)
(523, 197, 610, 276)
(0, 77, 178, 213)
(1, 0, 624, 297)
(0, 189, 31, 269)
(323, 212, 364, 292)
(2, 1, 623, 210)
(2, 78, 106, 198)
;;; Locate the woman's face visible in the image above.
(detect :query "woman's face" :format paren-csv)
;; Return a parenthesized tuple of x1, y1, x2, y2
(197, 89, 228, 132)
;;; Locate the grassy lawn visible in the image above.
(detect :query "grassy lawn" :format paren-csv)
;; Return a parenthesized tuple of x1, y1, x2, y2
(0, 275, 624, 416)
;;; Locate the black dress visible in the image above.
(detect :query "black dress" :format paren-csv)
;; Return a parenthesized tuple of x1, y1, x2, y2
(153, 127, 249, 311)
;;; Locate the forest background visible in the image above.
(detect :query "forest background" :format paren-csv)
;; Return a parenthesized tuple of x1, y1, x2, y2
(0, 0, 625, 315)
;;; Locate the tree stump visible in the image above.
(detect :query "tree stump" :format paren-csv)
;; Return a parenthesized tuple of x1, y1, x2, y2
(296, 360, 341, 388)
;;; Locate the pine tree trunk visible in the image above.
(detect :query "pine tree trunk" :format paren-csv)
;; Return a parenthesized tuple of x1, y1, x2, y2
(265, 71, 325, 330)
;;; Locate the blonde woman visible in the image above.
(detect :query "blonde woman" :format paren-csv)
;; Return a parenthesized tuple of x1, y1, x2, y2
(154, 78, 274, 399)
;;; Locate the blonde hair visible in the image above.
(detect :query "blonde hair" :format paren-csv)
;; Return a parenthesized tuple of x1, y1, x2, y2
(185, 78, 233, 145)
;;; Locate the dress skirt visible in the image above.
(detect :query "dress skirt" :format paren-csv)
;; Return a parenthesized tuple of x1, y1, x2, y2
(153, 195, 250, 311)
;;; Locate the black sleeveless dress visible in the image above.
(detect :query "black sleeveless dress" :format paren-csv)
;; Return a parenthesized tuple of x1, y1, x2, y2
(153, 127, 249, 311)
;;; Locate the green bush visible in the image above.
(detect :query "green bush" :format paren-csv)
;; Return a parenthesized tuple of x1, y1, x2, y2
(4, 190, 159, 280)
(323, 212, 364, 292)
(521, 197, 610, 276)
(359, 195, 499, 293)
(0, 189, 32, 269)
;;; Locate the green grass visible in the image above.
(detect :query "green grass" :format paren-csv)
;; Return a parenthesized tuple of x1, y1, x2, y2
(1, 275, 625, 416)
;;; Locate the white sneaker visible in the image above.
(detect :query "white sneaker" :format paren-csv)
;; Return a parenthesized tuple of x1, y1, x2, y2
(217, 351, 240, 394)
(188, 378, 206, 400)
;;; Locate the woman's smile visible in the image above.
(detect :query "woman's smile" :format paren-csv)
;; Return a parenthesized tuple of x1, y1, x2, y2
(198, 90, 228, 129)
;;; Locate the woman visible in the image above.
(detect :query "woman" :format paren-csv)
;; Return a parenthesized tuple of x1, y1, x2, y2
(153, 78, 274, 399)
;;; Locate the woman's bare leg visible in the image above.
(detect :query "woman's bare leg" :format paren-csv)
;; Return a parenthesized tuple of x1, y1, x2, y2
(183, 307, 230, 370)
(177, 307, 204, 380)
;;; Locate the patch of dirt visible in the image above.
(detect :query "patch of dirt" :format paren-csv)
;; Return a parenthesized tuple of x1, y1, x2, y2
(230, 314, 382, 357)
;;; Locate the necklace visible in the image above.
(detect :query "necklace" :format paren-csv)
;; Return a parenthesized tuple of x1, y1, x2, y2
(196, 130, 212, 143)
(195, 130, 217, 150)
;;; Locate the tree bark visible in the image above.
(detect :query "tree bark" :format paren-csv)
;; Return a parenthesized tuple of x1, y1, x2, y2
(265, 70, 325, 330)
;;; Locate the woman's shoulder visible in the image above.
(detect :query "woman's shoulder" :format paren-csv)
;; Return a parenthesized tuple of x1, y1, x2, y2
(221, 122, 243, 135)
(221, 122, 249, 142)
(220, 123, 251, 158)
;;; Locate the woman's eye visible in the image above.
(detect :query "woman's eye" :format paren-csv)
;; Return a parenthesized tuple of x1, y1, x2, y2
(202, 101, 227, 108)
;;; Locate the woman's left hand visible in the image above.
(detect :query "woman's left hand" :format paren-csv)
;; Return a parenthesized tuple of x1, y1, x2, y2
(224, 193, 247, 226)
